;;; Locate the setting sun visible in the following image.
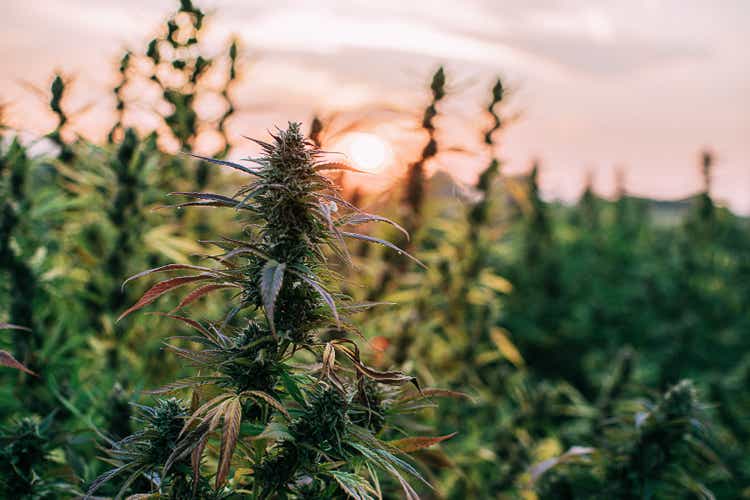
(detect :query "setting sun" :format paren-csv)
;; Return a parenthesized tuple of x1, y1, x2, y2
(336, 132, 391, 173)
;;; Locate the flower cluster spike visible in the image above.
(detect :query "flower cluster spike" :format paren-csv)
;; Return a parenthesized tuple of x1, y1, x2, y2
(404, 67, 446, 225)
(468, 77, 506, 234)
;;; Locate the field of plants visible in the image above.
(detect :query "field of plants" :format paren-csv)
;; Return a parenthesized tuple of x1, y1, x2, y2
(1, 2, 749, 499)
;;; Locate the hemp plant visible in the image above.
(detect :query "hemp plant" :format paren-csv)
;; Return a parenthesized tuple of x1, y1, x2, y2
(47, 73, 75, 162)
(143, 0, 240, 188)
(403, 67, 446, 234)
(369, 68, 447, 303)
(108, 51, 131, 143)
(535, 380, 724, 498)
(90, 123, 453, 498)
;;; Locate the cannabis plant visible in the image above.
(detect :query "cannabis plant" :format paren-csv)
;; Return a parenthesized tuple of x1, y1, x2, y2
(403, 67, 445, 230)
(141, 0, 240, 187)
(90, 122, 452, 498)
(0, 414, 76, 498)
(369, 67, 448, 303)
(535, 380, 725, 498)
(108, 51, 131, 143)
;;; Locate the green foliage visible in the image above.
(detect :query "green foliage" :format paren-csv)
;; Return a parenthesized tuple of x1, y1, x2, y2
(0, 415, 76, 498)
(1, 4, 748, 498)
(89, 123, 441, 498)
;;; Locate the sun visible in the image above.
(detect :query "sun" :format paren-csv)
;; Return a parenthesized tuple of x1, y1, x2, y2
(336, 132, 390, 173)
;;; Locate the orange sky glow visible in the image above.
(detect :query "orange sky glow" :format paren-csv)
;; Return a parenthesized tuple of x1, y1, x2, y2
(2, 0, 748, 211)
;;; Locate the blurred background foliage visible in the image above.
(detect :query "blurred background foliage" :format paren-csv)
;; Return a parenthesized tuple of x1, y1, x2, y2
(1, 1, 749, 498)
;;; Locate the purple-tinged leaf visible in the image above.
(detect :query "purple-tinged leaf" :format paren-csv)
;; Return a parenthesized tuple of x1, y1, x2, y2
(0, 323, 31, 332)
(118, 275, 213, 321)
(216, 398, 242, 488)
(0, 350, 36, 376)
(122, 264, 217, 290)
(172, 283, 240, 312)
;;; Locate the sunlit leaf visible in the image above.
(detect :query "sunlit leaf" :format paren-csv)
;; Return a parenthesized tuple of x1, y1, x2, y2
(388, 433, 457, 453)
(529, 446, 595, 483)
(489, 326, 524, 368)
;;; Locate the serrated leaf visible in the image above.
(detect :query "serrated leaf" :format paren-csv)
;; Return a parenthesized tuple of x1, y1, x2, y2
(330, 470, 378, 500)
(144, 377, 218, 394)
(295, 272, 339, 326)
(172, 283, 239, 312)
(260, 260, 286, 338)
(122, 264, 216, 290)
(240, 390, 290, 420)
(280, 370, 306, 406)
(216, 398, 242, 488)
(148, 313, 210, 336)
(118, 275, 213, 321)
(180, 393, 234, 437)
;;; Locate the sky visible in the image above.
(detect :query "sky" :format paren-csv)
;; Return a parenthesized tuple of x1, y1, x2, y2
(2, 0, 749, 211)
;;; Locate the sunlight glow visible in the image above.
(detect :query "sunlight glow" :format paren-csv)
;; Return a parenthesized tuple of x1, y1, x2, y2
(337, 132, 390, 173)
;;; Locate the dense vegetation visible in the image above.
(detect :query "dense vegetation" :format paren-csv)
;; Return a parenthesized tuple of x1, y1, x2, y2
(1, 2, 748, 498)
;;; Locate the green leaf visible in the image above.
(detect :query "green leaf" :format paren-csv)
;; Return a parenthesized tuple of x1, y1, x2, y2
(330, 470, 378, 500)
(294, 272, 340, 326)
(260, 260, 286, 338)
(280, 370, 307, 406)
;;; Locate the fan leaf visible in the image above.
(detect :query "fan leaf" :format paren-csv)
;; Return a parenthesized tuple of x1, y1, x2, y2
(260, 260, 286, 338)
(122, 264, 216, 290)
(172, 283, 240, 312)
(118, 275, 213, 321)
(216, 397, 242, 488)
